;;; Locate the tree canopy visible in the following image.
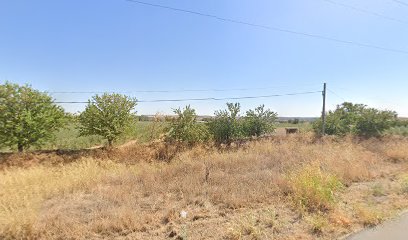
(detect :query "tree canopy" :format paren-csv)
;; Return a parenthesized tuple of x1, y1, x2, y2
(0, 82, 66, 152)
(79, 93, 137, 146)
(314, 102, 397, 137)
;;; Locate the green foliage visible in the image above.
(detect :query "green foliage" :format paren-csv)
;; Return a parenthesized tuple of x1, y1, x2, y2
(386, 119, 408, 136)
(165, 105, 209, 145)
(313, 102, 397, 137)
(0, 82, 66, 152)
(395, 119, 408, 127)
(208, 103, 243, 144)
(79, 93, 137, 146)
(386, 126, 408, 137)
(354, 108, 397, 137)
(208, 103, 278, 144)
(243, 104, 277, 137)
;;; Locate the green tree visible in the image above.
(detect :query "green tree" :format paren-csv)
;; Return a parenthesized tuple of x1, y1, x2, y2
(165, 105, 209, 145)
(79, 93, 137, 147)
(0, 82, 66, 152)
(243, 105, 277, 137)
(313, 102, 397, 137)
(354, 108, 397, 137)
(208, 103, 243, 144)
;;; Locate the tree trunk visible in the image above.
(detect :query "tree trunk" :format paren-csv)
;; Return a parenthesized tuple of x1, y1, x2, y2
(17, 143, 23, 153)
(108, 139, 113, 148)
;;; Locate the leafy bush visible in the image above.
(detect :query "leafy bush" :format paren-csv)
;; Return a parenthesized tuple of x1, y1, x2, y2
(313, 102, 397, 137)
(165, 105, 210, 145)
(242, 105, 277, 137)
(208, 103, 278, 144)
(0, 82, 67, 152)
(79, 93, 137, 147)
(354, 108, 397, 137)
(208, 103, 243, 144)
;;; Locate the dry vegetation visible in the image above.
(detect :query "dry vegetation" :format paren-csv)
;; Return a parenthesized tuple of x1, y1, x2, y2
(1, 134, 408, 239)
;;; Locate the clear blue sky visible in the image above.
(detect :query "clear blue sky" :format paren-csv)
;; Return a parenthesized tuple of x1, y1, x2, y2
(1, 0, 407, 117)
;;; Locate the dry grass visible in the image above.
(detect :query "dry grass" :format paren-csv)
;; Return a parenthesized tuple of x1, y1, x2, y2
(0, 160, 139, 239)
(354, 205, 385, 227)
(287, 164, 343, 213)
(402, 176, 408, 193)
(361, 136, 408, 162)
(1, 135, 408, 239)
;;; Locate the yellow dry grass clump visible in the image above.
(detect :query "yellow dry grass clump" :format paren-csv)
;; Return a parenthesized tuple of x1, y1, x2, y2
(1, 135, 408, 239)
(0, 160, 138, 238)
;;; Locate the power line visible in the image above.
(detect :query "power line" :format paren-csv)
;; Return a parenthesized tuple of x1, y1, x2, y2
(391, 0, 408, 7)
(321, 0, 407, 25)
(47, 83, 323, 94)
(327, 88, 346, 102)
(125, 0, 408, 55)
(51, 91, 321, 104)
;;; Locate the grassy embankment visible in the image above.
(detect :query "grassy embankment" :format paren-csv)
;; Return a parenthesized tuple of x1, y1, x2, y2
(1, 135, 408, 239)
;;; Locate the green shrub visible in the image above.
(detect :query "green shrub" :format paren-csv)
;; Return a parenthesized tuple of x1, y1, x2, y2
(208, 103, 243, 144)
(242, 105, 277, 137)
(313, 102, 397, 137)
(208, 103, 278, 144)
(354, 108, 397, 137)
(165, 105, 210, 145)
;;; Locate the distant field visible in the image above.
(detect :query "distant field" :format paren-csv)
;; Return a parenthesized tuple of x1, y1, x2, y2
(0, 121, 160, 152)
(41, 121, 158, 150)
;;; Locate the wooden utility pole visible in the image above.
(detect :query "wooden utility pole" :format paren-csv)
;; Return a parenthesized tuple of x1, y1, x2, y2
(322, 83, 327, 136)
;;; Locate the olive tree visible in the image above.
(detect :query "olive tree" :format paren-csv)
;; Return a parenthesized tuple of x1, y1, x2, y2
(79, 93, 137, 147)
(0, 82, 66, 152)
